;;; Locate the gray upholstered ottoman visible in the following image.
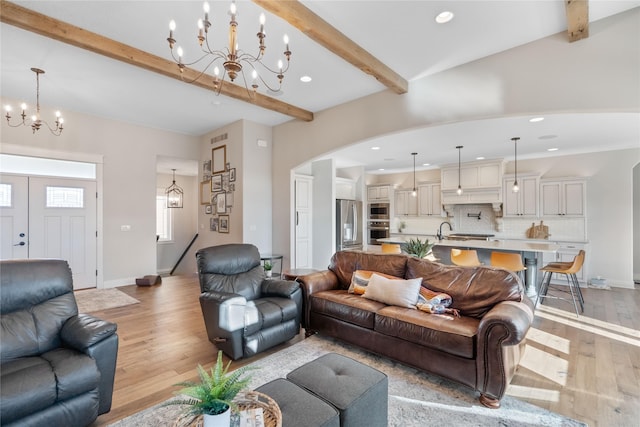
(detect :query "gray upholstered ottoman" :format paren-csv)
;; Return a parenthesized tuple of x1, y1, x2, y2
(255, 378, 340, 427)
(286, 353, 388, 427)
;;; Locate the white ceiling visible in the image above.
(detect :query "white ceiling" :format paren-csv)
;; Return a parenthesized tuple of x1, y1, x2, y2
(1, 1, 639, 175)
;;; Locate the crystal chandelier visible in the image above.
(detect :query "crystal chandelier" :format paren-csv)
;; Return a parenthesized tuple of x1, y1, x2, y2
(4, 68, 64, 136)
(166, 1, 292, 95)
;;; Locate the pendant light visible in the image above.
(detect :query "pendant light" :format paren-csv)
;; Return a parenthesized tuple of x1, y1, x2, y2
(166, 169, 184, 208)
(511, 137, 520, 193)
(411, 152, 418, 197)
(456, 145, 463, 195)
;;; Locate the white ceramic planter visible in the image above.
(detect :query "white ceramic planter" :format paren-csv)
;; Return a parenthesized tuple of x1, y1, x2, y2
(203, 408, 231, 427)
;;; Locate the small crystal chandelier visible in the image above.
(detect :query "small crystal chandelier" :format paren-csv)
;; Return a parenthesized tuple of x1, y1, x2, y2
(511, 137, 520, 193)
(166, 169, 184, 208)
(4, 68, 64, 136)
(166, 1, 291, 95)
(456, 145, 463, 195)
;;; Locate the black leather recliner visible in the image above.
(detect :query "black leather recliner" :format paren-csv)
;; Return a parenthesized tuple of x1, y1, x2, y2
(0, 259, 118, 427)
(196, 244, 302, 360)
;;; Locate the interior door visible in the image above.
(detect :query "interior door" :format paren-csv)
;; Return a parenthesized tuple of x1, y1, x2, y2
(28, 177, 97, 289)
(0, 175, 29, 259)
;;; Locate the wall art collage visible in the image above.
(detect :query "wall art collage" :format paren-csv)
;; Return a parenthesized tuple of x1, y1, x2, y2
(200, 144, 234, 233)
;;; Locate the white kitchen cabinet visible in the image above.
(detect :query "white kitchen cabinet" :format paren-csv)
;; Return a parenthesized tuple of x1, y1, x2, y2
(367, 185, 390, 201)
(503, 174, 539, 217)
(541, 242, 588, 286)
(441, 159, 504, 191)
(336, 177, 356, 200)
(394, 189, 418, 216)
(418, 183, 443, 216)
(540, 178, 586, 217)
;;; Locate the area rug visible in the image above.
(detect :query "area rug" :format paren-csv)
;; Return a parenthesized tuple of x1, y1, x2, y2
(74, 288, 139, 313)
(109, 335, 586, 427)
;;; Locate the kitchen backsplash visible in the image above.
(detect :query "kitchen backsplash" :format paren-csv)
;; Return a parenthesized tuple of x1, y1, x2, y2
(394, 204, 586, 242)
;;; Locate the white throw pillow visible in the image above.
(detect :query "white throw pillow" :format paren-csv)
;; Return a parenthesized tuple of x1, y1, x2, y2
(362, 273, 422, 308)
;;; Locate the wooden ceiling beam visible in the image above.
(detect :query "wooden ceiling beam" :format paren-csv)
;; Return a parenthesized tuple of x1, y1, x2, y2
(0, 1, 314, 122)
(253, 0, 408, 95)
(565, 0, 589, 42)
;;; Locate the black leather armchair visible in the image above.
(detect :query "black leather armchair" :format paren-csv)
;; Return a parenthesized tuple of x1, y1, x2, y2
(0, 259, 118, 427)
(196, 244, 302, 360)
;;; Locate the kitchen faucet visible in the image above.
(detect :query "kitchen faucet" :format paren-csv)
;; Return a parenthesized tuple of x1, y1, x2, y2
(437, 221, 452, 241)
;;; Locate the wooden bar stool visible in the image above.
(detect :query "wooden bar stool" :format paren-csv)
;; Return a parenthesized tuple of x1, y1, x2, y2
(490, 251, 526, 281)
(381, 243, 402, 254)
(537, 250, 585, 316)
(450, 249, 481, 266)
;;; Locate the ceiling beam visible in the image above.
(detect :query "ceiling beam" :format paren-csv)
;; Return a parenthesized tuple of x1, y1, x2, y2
(565, 0, 589, 42)
(0, 1, 314, 122)
(253, 0, 408, 95)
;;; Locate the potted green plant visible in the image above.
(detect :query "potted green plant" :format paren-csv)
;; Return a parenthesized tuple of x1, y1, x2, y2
(263, 261, 273, 278)
(397, 221, 406, 233)
(167, 351, 256, 427)
(403, 237, 435, 259)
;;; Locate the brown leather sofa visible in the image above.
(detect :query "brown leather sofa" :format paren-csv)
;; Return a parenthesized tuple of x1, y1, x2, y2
(296, 251, 534, 408)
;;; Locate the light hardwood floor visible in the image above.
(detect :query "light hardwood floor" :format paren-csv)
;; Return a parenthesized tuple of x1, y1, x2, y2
(89, 275, 639, 427)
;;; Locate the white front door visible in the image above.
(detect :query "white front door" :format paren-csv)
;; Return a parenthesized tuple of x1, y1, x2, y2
(28, 177, 98, 289)
(0, 175, 29, 260)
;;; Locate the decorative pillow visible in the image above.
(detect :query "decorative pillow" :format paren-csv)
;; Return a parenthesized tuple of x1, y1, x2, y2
(417, 287, 452, 307)
(362, 274, 422, 308)
(348, 270, 402, 295)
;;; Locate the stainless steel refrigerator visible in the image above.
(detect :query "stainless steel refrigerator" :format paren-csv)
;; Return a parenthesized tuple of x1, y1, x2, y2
(336, 199, 363, 251)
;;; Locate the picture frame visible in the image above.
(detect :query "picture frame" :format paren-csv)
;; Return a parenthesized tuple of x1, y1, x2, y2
(225, 191, 234, 207)
(211, 174, 222, 192)
(203, 160, 211, 180)
(216, 192, 226, 213)
(219, 215, 229, 233)
(212, 145, 227, 174)
(222, 172, 230, 192)
(225, 162, 231, 172)
(205, 204, 212, 214)
(200, 181, 211, 205)
(229, 168, 236, 182)
(210, 217, 218, 231)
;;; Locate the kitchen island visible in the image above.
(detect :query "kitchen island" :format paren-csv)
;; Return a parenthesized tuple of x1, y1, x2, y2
(379, 236, 559, 298)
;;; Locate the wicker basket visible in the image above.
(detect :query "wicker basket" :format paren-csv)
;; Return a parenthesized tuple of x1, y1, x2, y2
(172, 390, 281, 427)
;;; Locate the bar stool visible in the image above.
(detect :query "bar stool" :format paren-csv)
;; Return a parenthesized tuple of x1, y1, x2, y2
(381, 243, 402, 254)
(450, 249, 481, 266)
(490, 251, 526, 281)
(537, 250, 585, 316)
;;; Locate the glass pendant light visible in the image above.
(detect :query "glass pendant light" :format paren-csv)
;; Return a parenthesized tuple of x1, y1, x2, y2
(166, 169, 184, 208)
(511, 137, 520, 193)
(411, 152, 418, 197)
(456, 145, 463, 195)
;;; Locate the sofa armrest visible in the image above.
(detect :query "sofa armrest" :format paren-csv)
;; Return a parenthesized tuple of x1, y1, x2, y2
(200, 291, 247, 333)
(261, 279, 300, 298)
(476, 296, 534, 402)
(295, 270, 339, 330)
(61, 314, 117, 351)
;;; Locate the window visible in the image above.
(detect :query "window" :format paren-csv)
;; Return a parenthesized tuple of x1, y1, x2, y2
(46, 186, 84, 208)
(156, 189, 173, 242)
(0, 184, 11, 207)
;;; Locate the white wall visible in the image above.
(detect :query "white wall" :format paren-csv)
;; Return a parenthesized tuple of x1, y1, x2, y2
(635, 163, 640, 282)
(270, 9, 639, 277)
(0, 98, 200, 286)
(311, 159, 335, 267)
(156, 173, 198, 275)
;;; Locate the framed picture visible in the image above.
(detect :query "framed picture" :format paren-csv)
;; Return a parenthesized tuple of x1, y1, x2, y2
(209, 217, 218, 231)
(225, 162, 231, 172)
(212, 145, 227, 174)
(211, 174, 222, 192)
(200, 181, 211, 205)
(204, 204, 212, 214)
(219, 215, 229, 233)
(222, 172, 230, 191)
(203, 160, 211, 180)
(216, 192, 226, 213)
(229, 168, 236, 182)
(225, 191, 234, 207)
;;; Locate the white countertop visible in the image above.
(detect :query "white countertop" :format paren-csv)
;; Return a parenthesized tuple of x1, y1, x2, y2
(433, 239, 560, 253)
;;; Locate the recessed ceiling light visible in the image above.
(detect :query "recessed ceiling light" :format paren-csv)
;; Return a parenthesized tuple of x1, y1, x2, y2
(538, 134, 557, 140)
(378, 168, 385, 171)
(371, 146, 380, 150)
(529, 117, 545, 123)
(476, 156, 485, 160)
(547, 148, 559, 152)
(422, 163, 430, 166)
(435, 11, 454, 24)
(300, 75, 312, 83)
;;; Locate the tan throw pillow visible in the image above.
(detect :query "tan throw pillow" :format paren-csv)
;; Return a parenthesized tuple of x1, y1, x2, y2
(362, 273, 422, 308)
(348, 270, 402, 294)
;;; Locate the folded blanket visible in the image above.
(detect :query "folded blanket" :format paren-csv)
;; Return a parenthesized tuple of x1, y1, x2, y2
(417, 287, 459, 317)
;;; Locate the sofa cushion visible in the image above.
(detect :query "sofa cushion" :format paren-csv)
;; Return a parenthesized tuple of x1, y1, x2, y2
(348, 270, 402, 294)
(244, 297, 299, 336)
(362, 274, 422, 308)
(405, 257, 524, 318)
(329, 252, 408, 291)
(374, 306, 479, 358)
(310, 290, 386, 329)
